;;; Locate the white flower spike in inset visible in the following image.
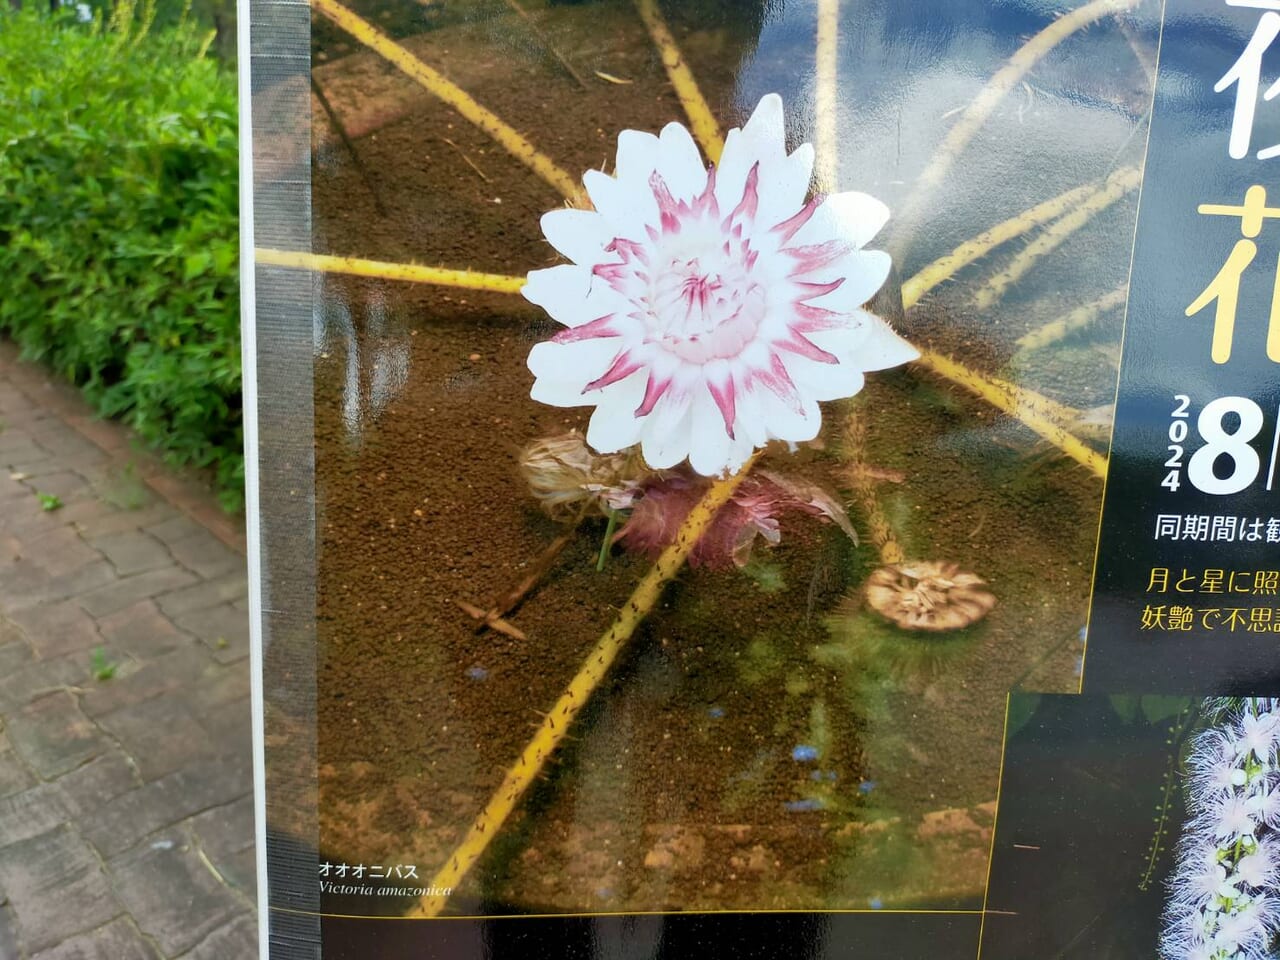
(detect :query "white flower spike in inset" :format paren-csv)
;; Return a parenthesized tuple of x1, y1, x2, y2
(524, 93, 917, 477)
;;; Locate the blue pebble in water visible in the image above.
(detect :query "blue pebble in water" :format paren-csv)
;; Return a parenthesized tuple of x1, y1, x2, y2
(810, 770, 823, 781)
(869, 897, 884, 910)
(791, 745, 819, 762)
(707, 706, 725, 719)
(465, 666, 489, 681)
(784, 798, 824, 812)
(825, 770, 838, 782)
(858, 780, 877, 794)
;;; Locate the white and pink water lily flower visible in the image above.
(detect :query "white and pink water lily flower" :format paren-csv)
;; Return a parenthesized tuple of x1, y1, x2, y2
(523, 93, 917, 478)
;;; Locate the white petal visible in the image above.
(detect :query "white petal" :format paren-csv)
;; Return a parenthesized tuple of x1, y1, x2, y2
(641, 392, 692, 469)
(791, 191, 891, 251)
(530, 375, 591, 408)
(802, 250, 892, 309)
(586, 374, 647, 452)
(614, 128, 661, 184)
(714, 128, 753, 214)
(758, 388, 822, 444)
(688, 388, 733, 477)
(540, 208, 615, 264)
(757, 143, 814, 229)
(655, 121, 708, 202)
(527, 338, 621, 406)
(714, 96, 788, 221)
(733, 383, 770, 448)
(741, 93, 787, 158)
(523, 265, 629, 326)
(583, 169, 659, 236)
(785, 350, 866, 402)
(846, 311, 920, 371)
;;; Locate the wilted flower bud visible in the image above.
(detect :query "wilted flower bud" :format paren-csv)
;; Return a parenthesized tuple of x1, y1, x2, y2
(518, 432, 647, 520)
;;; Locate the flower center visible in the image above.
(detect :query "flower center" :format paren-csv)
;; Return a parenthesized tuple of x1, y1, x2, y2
(647, 251, 764, 366)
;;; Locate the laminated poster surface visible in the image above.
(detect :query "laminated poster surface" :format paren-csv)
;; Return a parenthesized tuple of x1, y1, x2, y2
(239, 0, 1280, 955)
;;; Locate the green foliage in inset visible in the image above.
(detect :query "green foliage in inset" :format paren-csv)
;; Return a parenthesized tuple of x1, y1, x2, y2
(0, 7, 242, 510)
(37, 492, 63, 512)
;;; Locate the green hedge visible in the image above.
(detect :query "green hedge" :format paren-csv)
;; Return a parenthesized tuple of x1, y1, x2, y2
(0, 8, 242, 509)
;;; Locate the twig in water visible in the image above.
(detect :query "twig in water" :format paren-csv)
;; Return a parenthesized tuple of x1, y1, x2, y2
(441, 137, 490, 183)
(455, 525, 580, 640)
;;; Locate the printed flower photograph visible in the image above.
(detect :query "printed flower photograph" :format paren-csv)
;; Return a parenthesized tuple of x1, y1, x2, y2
(273, 0, 1163, 919)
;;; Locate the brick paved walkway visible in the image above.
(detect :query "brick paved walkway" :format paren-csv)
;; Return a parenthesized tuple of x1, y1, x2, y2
(0, 342, 256, 959)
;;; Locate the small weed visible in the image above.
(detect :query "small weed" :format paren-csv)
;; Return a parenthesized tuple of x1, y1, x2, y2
(100, 462, 150, 511)
(37, 492, 63, 512)
(89, 647, 117, 682)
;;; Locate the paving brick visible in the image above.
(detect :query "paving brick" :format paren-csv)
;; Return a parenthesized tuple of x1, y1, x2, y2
(79, 645, 211, 719)
(94, 599, 189, 660)
(0, 428, 40, 454)
(172, 605, 250, 664)
(0, 736, 34, 800)
(54, 750, 142, 817)
(68, 502, 180, 542)
(97, 695, 215, 782)
(6, 692, 109, 778)
(0, 505, 67, 545)
(0, 901, 19, 960)
(0, 637, 34, 676)
(28, 422, 104, 462)
(215, 846, 259, 902)
(0, 385, 37, 412)
(55, 496, 121, 532)
(81, 752, 253, 858)
(63, 413, 130, 454)
(0, 559, 118, 612)
(180, 911, 257, 960)
(0, 441, 51, 468)
(15, 526, 100, 578)
(188, 795, 255, 867)
(0, 654, 91, 714)
(0, 826, 122, 954)
(29, 916, 160, 960)
(144, 515, 204, 547)
(167, 529, 244, 580)
(0, 476, 30, 506)
(88, 531, 173, 576)
(20, 470, 93, 503)
(195, 694, 252, 753)
(108, 830, 244, 957)
(6, 600, 101, 659)
(0, 783, 74, 849)
(186, 663, 251, 714)
(75, 567, 198, 618)
(157, 573, 248, 618)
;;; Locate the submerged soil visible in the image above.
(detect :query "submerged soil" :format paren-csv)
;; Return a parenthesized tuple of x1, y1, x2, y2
(303, 0, 1153, 915)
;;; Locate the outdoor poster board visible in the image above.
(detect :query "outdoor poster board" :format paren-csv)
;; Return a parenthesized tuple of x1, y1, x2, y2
(237, 0, 1280, 956)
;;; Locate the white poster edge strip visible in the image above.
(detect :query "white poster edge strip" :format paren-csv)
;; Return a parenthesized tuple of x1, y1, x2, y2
(234, 0, 269, 954)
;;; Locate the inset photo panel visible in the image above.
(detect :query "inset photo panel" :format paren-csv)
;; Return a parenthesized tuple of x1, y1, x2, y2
(981, 693, 1280, 959)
